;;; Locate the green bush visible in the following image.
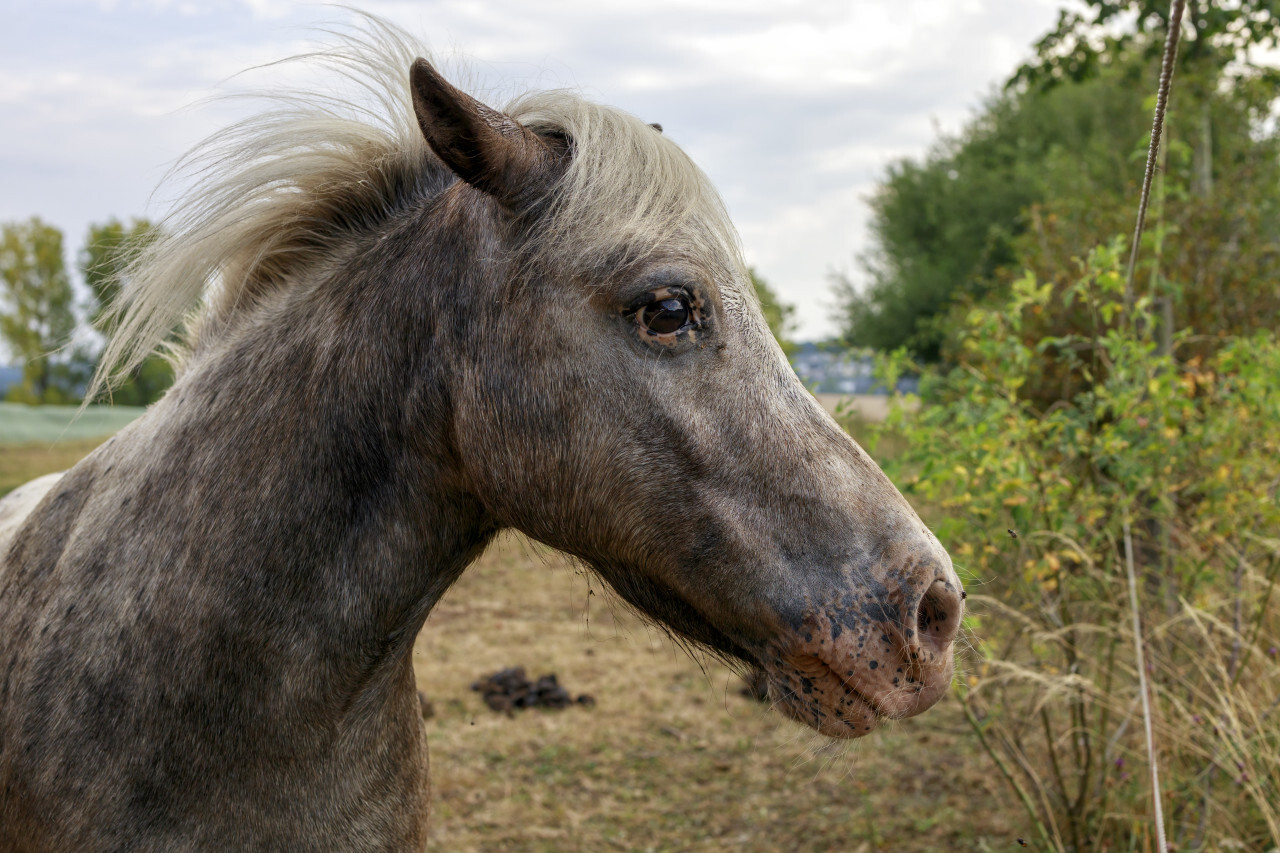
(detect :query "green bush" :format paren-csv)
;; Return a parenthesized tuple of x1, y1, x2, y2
(872, 242, 1280, 851)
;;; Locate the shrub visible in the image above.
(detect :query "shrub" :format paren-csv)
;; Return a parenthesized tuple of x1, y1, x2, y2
(871, 242, 1280, 851)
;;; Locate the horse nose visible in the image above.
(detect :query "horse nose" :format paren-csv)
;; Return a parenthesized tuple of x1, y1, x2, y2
(909, 578, 963, 663)
(866, 576, 963, 720)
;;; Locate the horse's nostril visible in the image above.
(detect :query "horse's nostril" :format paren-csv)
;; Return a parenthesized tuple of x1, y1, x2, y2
(914, 579, 963, 656)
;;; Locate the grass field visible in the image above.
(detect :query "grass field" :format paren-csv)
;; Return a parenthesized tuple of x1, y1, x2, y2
(0, 402, 145, 444)
(416, 536, 1015, 852)
(2, 411, 1024, 851)
(0, 402, 145, 498)
(0, 437, 114, 498)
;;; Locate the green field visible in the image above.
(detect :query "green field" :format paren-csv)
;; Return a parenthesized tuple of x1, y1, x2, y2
(0, 404, 147, 497)
(0, 402, 145, 445)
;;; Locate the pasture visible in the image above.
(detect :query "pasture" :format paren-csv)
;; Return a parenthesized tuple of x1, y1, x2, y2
(0, 402, 145, 498)
(4, 6, 1276, 850)
(0, 402, 145, 445)
(2, 416, 1014, 852)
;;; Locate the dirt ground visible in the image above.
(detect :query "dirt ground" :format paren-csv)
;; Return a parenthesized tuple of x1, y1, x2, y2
(415, 534, 1022, 852)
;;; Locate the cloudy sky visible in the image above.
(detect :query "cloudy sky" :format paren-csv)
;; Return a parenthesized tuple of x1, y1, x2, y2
(2, 0, 1071, 340)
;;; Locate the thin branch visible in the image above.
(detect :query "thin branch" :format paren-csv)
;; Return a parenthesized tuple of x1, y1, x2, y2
(1124, 0, 1187, 314)
(958, 687, 1060, 852)
(1125, 520, 1169, 851)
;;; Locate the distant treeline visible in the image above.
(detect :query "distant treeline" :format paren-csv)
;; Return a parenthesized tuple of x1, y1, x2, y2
(0, 218, 172, 406)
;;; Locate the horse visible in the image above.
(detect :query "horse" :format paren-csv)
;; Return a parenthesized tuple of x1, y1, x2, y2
(0, 20, 962, 851)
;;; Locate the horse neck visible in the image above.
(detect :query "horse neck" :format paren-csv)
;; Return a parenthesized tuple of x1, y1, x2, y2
(134, 189, 499, 683)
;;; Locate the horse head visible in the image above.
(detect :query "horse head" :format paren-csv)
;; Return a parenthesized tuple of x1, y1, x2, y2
(409, 59, 962, 737)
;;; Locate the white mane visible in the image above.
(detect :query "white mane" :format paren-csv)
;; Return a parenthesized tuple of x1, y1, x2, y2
(92, 14, 748, 399)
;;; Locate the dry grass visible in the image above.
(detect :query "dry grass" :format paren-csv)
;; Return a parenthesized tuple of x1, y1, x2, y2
(0, 437, 112, 498)
(415, 535, 1018, 852)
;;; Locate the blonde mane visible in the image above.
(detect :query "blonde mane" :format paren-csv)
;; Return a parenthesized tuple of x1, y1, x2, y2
(92, 15, 747, 400)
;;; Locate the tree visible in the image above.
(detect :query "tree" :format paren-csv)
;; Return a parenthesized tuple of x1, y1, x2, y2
(80, 219, 172, 406)
(749, 268, 797, 355)
(835, 26, 1280, 366)
(0, 218, 83, 404)
(81, 219, 159, 326)
(1014, 0, 1280, 89)
(1013, 0, 1280, 203)
(833, 68, 1150, 360)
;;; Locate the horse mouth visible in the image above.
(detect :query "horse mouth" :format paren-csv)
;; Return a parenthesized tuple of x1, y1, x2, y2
(762, 651, 887, 738)
(758, 633, 954, 739)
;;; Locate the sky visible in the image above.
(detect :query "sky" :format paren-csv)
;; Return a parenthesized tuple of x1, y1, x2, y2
(1, 0, 1072, 342)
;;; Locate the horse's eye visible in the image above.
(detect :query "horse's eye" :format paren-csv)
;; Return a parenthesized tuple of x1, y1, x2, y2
(640, 297, 690, 335)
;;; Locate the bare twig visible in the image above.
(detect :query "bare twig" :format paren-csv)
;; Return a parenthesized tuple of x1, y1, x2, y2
(958, 686, 1061, 852)
(1125, 520, 1168, 851)
(1120, 4, 1185, 841)
(1124, 0, 1186, 314)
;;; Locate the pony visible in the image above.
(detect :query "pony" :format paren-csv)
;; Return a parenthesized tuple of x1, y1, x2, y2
(0, 19, 962, 851)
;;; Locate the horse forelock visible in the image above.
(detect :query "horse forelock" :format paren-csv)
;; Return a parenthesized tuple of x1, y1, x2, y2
(90, 13, 755, 402)
(507, 91, 749, 296)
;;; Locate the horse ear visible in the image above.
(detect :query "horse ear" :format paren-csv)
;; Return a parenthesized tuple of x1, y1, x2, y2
(409, 59, 557, 207)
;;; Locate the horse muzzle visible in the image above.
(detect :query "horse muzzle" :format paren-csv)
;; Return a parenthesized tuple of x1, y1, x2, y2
(759, 571, 963, 738)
